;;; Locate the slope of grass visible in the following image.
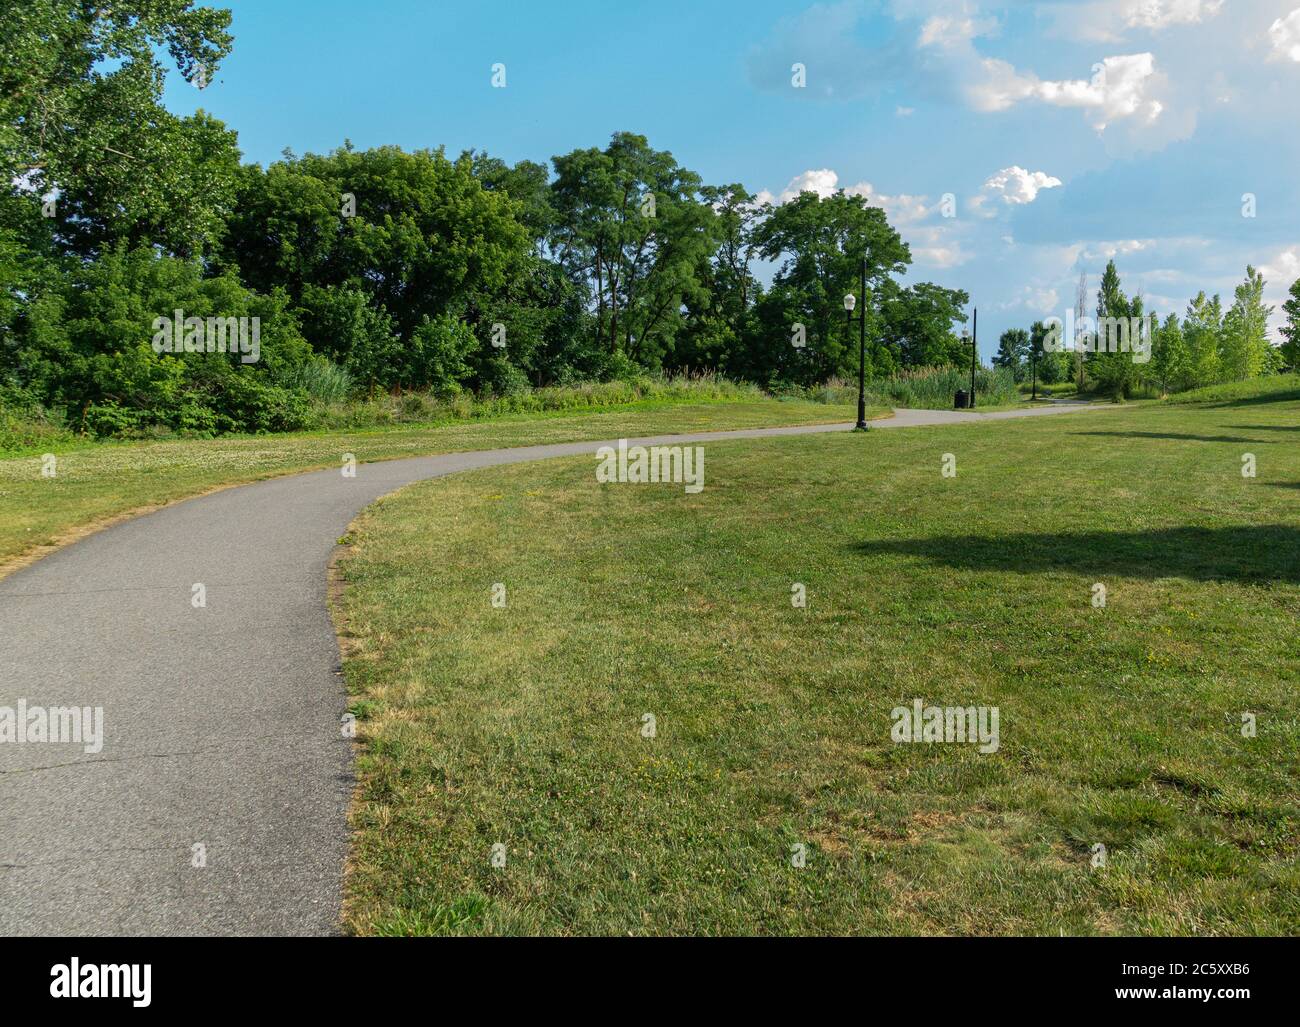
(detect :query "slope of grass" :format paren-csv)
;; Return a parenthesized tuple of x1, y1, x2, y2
(1165, 374, 1300, 407)
(0, 397, 863, 577)
(336, 396, 1300, 936)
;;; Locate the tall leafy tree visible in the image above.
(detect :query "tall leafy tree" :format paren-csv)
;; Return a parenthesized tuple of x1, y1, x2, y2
(752, 190, 910, 384)
(878, 281, 969, 369)
(1220, 265, 1273, 381)
(1281, 278, 1300, 372)
(1090, 259, 1145, 399)
(994, 328, 1029, 381)
(1150, 313, 1190, 395)
(1183, 291, 1223, 388)
(1, 1, 239, 257)
(222, 145, 531, 388)
(550, 133, 717, 366)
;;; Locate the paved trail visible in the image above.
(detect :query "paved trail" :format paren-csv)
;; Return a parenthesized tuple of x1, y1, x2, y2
(0, 402, 1111, 935)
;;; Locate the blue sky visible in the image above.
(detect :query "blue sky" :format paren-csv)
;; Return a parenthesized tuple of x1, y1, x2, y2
(164, 0, 1300, 356)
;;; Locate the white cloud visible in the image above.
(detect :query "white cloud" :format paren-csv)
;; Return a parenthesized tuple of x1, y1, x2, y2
(969, 53, 1166, 131)
(999, 285, 1060, 313)
(974, 166, 1063, 210)
(917, 13, 993, 51)
(1050, 0, 1224, 41)
(1123, 1, 1223, 31)
(759, 168, 931, 225)
(1269, 9, 1300, 62)
(1261, 246, 1300, 286)
(1080, 239, 1153, 262)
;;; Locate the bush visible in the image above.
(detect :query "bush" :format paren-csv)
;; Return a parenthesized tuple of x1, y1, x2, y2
(0, 384, 74, 453)
(4, 246, 319, 438)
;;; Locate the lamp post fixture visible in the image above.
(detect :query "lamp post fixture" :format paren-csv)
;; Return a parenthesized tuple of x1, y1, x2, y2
(843, 262, 869, 431)
(962, 307, 978, 409)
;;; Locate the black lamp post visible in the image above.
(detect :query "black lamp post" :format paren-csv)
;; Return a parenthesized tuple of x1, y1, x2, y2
(843, 261, 869, 431)
(964, 307, 978, 408)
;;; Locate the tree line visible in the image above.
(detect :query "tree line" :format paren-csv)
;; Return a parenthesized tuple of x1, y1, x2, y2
(994, 262, 1299, 399)
(5, 3, 1297, 438)
(0, 1, 971, 438)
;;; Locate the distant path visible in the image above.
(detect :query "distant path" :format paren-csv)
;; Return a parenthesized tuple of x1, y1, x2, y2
(0, 400, 1112, 936)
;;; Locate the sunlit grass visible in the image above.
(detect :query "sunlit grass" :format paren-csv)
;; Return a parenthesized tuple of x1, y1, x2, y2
(0, 397, 861, 575)
(337, 394, 1300, 935)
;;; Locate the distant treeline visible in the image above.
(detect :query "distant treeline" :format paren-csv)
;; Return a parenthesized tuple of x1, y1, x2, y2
(992, 262, 1299, 399)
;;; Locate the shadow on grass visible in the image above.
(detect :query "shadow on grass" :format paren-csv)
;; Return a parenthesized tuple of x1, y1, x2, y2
(1225, 424, 1300, 433)
(854, 525, 1300, 584)
(1070, 431, 1268, 444)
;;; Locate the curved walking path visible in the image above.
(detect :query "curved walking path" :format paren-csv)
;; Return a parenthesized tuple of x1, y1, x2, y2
(0, 401, 1111, 935)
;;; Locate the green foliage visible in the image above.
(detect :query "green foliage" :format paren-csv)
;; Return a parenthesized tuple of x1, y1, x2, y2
(1, 1, 239, 258)
(1281, 279, 1300, 372)
(994, 328, 1029, 381)
(752, 190, 911, 385)
(1220, 266, 1272, 381)
(868, 365, 1019, 409)
(1183, 291, 1223, 390)
(3, 246, 316, 436)
(550, 132, 719, 366)
(1149, 313, 1189, 395)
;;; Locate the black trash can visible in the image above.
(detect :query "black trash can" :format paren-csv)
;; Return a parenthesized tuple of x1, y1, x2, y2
(954, 389, 968, 409)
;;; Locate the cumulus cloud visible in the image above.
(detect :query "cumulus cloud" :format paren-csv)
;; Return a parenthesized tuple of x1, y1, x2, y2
(1123, 0, 1223, 30)
(754, 167, 969, 268)
(973, 166, 1063, 211)
(1269, 9, 1300, 62)
(968, 53, 1167, 131)
(999, 285, 1060, 313)
(1080, 239, 1153, 262)
(756, 168, 932, 225)
(1260, 245, 1300, 286)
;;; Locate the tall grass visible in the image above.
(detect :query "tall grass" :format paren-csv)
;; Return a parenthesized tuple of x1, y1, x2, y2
(283, 359, 355, 405)
(313, 372, 767, 430)
(859, 366, 1020, 409)
(0, 391, 74, 454)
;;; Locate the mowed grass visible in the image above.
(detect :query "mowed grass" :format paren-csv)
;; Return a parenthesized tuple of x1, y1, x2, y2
(337, 393, 1300, 936)
(0, 397, 860, 576)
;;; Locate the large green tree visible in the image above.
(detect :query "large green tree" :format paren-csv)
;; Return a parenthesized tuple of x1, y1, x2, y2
(1220, 266, 1273, 381)
(994, 328, 1029, 381)
(877, 281, 969, 369)
(550, 132, 718, 366)
(1183, 291, 1223, 389)
(1281, 278, 1300, 372)
(751, 190, 910, 384)
(1, 1, 239, 257)
(222, 145, 531, 389)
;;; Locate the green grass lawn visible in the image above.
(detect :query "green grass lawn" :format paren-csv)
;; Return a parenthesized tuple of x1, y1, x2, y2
(0, 396, 862, 576)
(336, 392, 1300, 936)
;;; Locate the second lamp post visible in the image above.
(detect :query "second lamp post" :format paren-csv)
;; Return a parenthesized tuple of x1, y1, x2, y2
(843, 262, 869, 432)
